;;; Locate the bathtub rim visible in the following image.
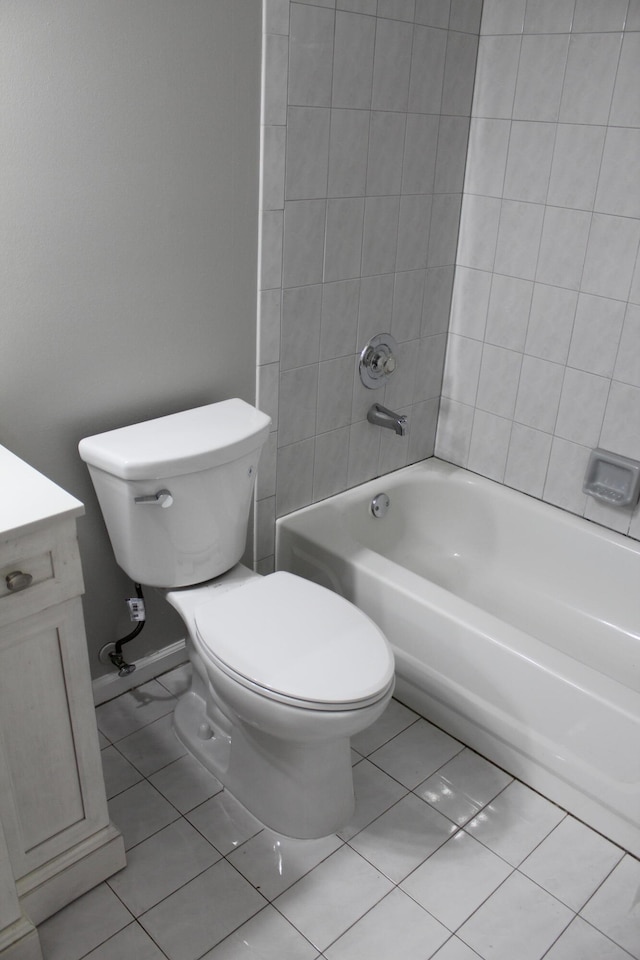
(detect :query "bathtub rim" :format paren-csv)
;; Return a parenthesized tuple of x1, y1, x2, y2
(275, 457, 640, 697)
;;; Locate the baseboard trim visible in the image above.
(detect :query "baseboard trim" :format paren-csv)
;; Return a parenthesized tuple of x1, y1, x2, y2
(17, 825, 126, 926)
(92, 640, 188, 706)
(0, 917, 42, 960)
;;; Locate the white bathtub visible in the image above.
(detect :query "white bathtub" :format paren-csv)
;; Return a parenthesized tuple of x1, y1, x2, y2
(276, 458, 640, 856)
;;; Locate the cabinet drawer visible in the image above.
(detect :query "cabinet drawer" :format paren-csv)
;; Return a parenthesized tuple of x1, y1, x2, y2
(0, 519, 84, 628)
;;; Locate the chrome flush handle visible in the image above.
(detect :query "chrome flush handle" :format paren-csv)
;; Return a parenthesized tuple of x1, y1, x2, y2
(134, 489, 174, 508)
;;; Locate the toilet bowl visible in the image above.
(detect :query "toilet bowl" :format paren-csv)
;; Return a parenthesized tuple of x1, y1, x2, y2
(166, 566, 394, 837)
(79, 399, 395, 837)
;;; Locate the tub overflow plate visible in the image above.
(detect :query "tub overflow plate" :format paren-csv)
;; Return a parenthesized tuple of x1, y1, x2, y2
(370, 493, 390, 518)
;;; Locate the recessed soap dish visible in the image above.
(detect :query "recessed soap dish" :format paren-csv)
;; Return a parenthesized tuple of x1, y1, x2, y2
(583, 448, 640, 508)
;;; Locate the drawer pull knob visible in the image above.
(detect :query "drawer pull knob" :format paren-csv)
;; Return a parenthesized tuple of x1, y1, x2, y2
(6, 571, 34, 592)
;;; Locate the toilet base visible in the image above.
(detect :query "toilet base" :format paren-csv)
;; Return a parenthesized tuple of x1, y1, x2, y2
(173, 686, 356, 839)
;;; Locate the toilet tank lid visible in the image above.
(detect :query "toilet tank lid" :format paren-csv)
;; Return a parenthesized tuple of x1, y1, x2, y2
(78, 400, 271, 480)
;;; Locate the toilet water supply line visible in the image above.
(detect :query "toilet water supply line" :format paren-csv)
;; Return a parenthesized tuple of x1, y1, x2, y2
(109, 583, 146, 676)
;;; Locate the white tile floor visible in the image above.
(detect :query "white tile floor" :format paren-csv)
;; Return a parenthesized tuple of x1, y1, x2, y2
(38, 665, 640, 960)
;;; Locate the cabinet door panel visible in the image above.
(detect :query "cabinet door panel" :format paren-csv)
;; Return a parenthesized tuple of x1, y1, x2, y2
(0, 600, 108, 877)
(0, 622, 84, 849)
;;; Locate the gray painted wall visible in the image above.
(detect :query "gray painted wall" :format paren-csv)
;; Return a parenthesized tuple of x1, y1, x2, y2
(0, 1, 261, 676)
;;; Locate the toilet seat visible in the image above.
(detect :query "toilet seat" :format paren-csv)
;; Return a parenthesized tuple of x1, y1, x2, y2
(193, 572, 394, 711)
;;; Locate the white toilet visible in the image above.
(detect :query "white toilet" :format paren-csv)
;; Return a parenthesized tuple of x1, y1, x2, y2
(79, 399, 394, 838)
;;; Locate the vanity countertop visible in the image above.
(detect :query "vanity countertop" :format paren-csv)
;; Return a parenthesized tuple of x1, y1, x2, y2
(0, 444, 83, 539)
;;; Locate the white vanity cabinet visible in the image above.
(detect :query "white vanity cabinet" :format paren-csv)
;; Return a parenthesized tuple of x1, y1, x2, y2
(0, 446, 125, 958)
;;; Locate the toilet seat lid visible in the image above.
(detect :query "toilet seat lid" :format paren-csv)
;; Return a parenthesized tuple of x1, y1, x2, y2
(193, 572, 394, 706)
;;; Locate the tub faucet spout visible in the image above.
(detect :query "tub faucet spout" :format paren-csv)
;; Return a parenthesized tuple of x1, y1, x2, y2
(367, 403, 408, 437)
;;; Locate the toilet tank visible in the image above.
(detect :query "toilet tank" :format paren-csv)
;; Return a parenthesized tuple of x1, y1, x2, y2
(79, 400, 271, 587)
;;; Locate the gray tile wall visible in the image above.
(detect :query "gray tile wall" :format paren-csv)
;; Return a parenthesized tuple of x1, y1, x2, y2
(438, 0, 640, 541)
(255, 0, 481, 568)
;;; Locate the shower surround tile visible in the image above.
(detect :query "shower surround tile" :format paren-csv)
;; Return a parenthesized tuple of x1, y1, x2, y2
(574, 0, 629, 33)
(327, 108, 370, 198)
(332, 11, 376, 110)
(366, 110, 406, 196)
(610, 32, 640, 127)
(319, 278, 360, 359)
(503, 120, 555, 204)
(472, 34, 521, 118)
(275, 436, 315, 516)
(523, 0, 574, 33)
(435, 116, 471, 194)
(282, 200, 326, 288)
(514, 355, 564, 434)
(262, 33, 289, 125)
(442, 31, 479, 116)
(467, 409, 512, 481)
(324, 197, 366, 281)
(559, 32, 623, 125)
(547, 122, 605, 211)
(371, 18, 413, 112)
(614, 303, 640, 388)
(281, 283, 322, 369)
(485, 274, 532, 350)
(567, 293, 625, 378)
(465, 118, 510, 197)
(408, 24, 447, 113)
(259, 0, 640, 564)
(312, 426, 350, 499)
(288, 3, 335, 107)
(261, 124, 286, 211)
(256, 0, 478, 561)
(284, 106, 331, 200)
(439, 0, 640, 544)
(503, 424, 553, 498)
(414, 0, 450, 29)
